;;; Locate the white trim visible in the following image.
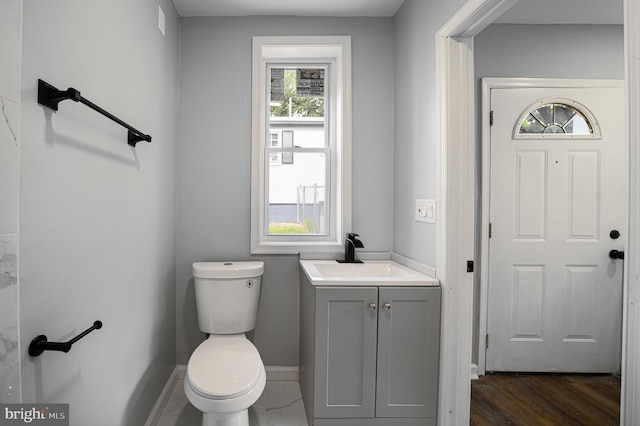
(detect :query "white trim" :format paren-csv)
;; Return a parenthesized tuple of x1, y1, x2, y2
(264, 366, 299, 381)
(144, 366, 183, 426)
(478, 77, 625, 378)
(470, 363, 479, 381)
(435, 33, 475, 426)
(434, 1, 525, 425)
(391, 252, 437, 278)
(299, 251, 392, 260)
(623, 0, 640, 423)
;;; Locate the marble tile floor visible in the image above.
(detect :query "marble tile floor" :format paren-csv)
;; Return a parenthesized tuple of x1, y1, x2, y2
(155, 379, 308, 426)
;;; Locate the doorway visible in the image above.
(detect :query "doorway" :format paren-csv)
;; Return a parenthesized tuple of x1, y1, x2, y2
(435, 0, 639, 424)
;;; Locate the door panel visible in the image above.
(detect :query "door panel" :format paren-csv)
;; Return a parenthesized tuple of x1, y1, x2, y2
(568, 151, 600, 239)
(511, 265, 545, 340)
(563, 265, 599, 341)
(515, 151, 547, 240)
(486, 83, 624, 373)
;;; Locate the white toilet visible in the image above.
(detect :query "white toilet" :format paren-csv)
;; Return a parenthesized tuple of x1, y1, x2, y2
(185, 261, 266, 426)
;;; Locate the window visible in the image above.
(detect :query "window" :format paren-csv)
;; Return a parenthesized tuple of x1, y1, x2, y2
(516, 99, 600, 138)
(251, 36, 352, 254)
(269, 131, 281, 165)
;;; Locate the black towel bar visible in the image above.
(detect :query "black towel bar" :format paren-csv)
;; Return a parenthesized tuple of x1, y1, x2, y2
(37, 79, 152, 147)
(29, 321, 103, 357)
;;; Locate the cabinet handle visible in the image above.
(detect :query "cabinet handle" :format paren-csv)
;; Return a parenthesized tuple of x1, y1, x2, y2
(369, 303, 377, 311)
(384, 303, 391, 311)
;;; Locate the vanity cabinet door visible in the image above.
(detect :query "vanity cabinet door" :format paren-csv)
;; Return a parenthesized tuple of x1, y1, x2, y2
(314, 287, 378, 419)
(376, 287, 441, 418)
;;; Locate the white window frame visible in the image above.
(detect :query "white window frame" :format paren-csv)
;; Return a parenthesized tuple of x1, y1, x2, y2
(251, 36, 352, 254)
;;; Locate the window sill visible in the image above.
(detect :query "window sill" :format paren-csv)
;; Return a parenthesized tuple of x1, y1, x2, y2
(250, 241, 344, 255)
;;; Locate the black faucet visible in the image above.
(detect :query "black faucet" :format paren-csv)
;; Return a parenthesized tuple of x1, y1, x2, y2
(337, 233, 364, 263)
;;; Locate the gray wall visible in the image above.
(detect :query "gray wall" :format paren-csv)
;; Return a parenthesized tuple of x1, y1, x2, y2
(176, 16, 394, 366)
(392, 0, 468, 268)
(0, 0, 21, 404)
(473, 23, 624, 363)
(19, 1, 180, 424)
(475, 24, 624, 81)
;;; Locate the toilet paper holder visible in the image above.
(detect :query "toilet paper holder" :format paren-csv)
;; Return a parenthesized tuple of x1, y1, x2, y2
(29, 320, 103, 357)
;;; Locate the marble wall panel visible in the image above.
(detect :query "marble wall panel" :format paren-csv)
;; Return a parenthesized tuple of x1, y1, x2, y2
(0, 233, 18, 403)
(0, 0, 21, 102)
(0, 97, 19, 234)
(0, 0, 20, 406)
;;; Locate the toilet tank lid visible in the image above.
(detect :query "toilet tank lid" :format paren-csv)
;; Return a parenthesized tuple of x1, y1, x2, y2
(192, 261, 264, 279)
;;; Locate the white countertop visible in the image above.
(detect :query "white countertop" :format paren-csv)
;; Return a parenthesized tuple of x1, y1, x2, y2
(300, 259, 439, 286)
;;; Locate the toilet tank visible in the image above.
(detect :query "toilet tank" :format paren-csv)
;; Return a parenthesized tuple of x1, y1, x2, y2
(192, 261, 264, 334)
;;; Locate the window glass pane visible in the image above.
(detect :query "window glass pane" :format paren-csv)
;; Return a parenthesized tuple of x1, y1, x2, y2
(518, 103, 594, 136)
(268, 152, 328, 235)
(543, 124, 565, 134)
(270, 68, 324, 117)
(267, 65, 329, 236)
(564, 115, 591, 135)
(270, 67, 326, 148)
(520, 114, 546, 134)
(553, 104, 576, 126)
(531, 105, 553, 127)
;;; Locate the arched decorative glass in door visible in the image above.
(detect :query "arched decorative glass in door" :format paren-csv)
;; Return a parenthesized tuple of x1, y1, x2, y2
(515, 99, 600, 138)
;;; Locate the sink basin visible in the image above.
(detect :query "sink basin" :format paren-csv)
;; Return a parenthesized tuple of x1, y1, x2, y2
(300, 260, 438, 286)
(313, 262, 414, 278)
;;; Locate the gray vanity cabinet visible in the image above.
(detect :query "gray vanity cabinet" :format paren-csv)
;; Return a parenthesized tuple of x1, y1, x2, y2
(299, 274, 441, 426)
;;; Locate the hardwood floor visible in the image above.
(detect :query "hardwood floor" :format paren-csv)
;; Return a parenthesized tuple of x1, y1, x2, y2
(470, 374, 621, 425)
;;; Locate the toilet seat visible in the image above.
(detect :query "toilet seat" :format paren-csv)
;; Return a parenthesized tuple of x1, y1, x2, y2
(186, 335, 263, 400)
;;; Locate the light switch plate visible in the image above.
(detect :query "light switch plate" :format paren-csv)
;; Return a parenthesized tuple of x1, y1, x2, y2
(415, 199, 436, 223)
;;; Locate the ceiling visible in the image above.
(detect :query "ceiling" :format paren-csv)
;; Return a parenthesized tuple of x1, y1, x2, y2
(172, 0, 406, 17)
(171, 0, 623, 25)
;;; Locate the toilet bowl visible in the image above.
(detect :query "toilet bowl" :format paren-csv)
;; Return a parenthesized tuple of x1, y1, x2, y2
(185, 261, 266, 426)
(184, 335, 266, 426)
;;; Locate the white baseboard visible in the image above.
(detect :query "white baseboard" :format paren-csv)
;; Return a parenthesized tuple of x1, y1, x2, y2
(265, 366, 298, 381)
(471, 363, 479, 380)
(144, 366, 183, 426)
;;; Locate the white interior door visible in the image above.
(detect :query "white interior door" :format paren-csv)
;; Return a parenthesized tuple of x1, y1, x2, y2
(486, 82, 625, 373)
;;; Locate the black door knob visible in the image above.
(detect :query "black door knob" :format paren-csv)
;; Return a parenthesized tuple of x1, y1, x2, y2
(610, 230, 621, 240)
(610, 249, 625, 260)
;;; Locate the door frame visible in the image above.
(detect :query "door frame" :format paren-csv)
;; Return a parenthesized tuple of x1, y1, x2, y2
(435, 1, 519, 424)
(435, 0, 639, 424)
(477, 77, 626, 376)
